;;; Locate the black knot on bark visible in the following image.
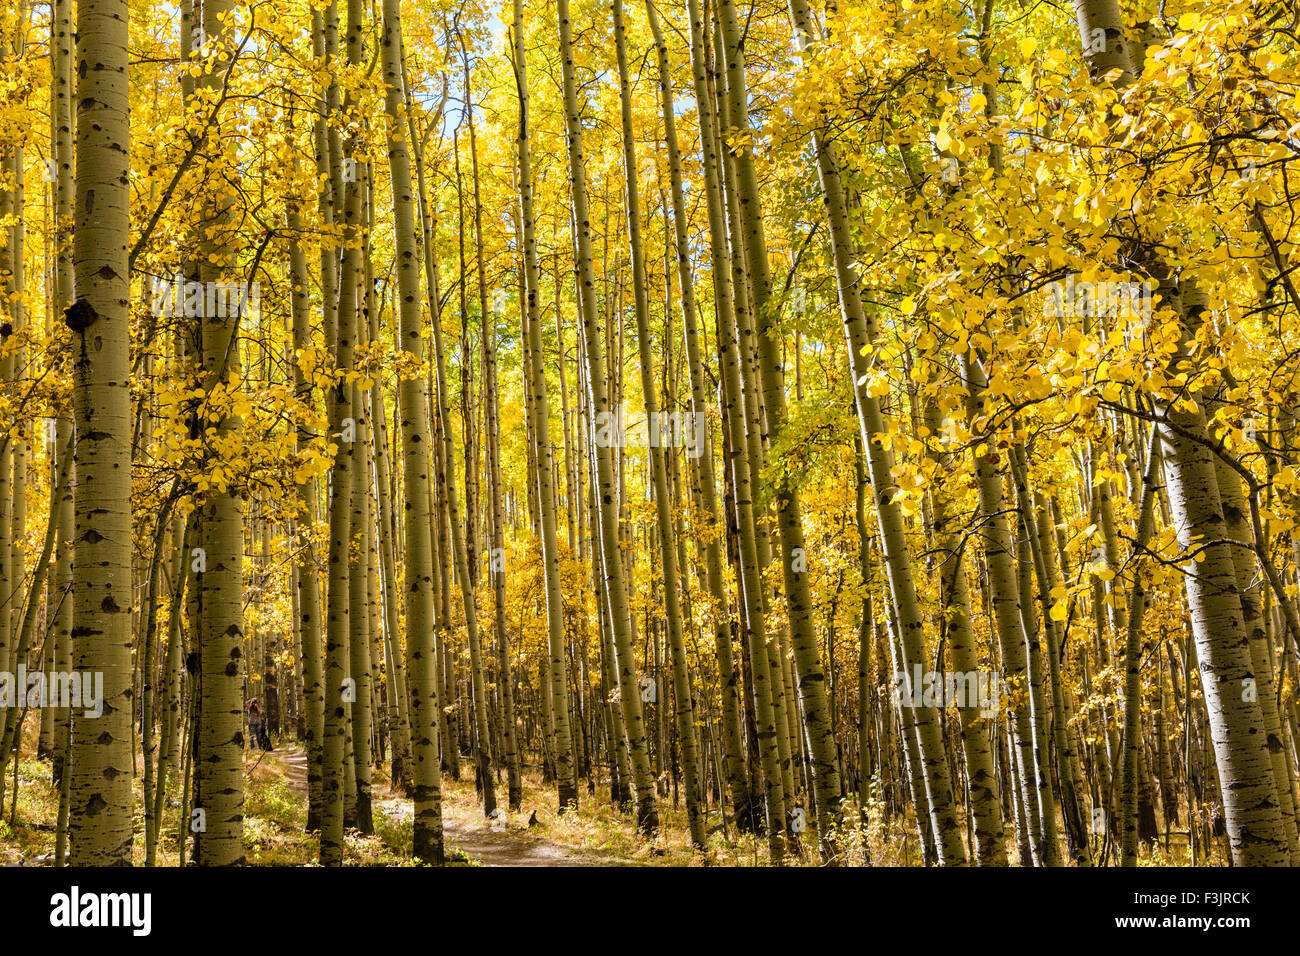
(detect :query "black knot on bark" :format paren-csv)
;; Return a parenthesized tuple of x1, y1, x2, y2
(84, 793, 108, 816)
(64, 298, 97, 334)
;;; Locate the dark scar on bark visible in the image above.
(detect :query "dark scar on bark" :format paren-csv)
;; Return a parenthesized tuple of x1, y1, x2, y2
(64, 298, 97, 334)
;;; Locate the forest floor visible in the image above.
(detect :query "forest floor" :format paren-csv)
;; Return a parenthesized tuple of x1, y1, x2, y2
(265, 746, 613, 866)
(2, 724, 1209, 866)
(0, 720, 776, 866)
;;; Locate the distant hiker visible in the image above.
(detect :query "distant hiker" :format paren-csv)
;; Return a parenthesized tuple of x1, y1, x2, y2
(246, 698, 265, 751)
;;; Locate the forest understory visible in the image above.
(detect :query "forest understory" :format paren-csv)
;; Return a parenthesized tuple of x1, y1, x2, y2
(0, 717, 1239, 867)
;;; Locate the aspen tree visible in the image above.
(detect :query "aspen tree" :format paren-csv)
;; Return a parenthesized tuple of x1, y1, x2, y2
(380, 0, 444, 861)
(319, 0, 365, 866)
(431, 140, 495, 818)
(0, 153, 10, 686)
(138, 493, 175, 865)
(682, 0, 786, 858)
(369, 297, 414, 797)
(556, 0, 659, 833)
(349, 365, 375, 834)
(777, 0, 965, 864)
(1028, 486, 1092, 865)
(1073, 0, 1289, 865)
(707, 29, 802, 826)
(1115, 425, 1163, 865)
(66, 0, 134, 866)
(188, 0, 252, 868)
(1147, 287, 1288, 865)
(962, 353, 1048, 865)
(287, 198, 326, 829)
(1012, 483, 1062, 866)
(406, 89, 462, 793)
(475, 226, 518, 810)
(922, 401, 1007, 865)
(148, 514, 188, 865)
(1201, 392, 1300, 861)
(512, 0, 577, 811)
(9, 164, 26, 682)
(46, 0, 75, 791)
(0, 434, 74, 781)
(714, 0, 851, 856)
(611, 0, 705, 847)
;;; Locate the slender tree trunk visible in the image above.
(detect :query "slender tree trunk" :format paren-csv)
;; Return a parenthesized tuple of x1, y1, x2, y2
(512, 0, 576, 812)
(348, 363, 374, 834)
(430, 170, 496, 819)
(644, 0, 752, 835)
(922, 400, 1008, 865)
(962, 351, 1054, 867)
(556, 0, 658, 834)
(370, 302, 414, 797)
(611, 0, 705, 849)
(380, 0, 444, 861)
(319, 0, 365, 866)
(47, 0, 75, 793)
(287, 195, 326, 830)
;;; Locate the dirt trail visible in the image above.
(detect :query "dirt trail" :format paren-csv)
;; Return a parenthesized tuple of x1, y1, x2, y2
(266, 747, 604, 867)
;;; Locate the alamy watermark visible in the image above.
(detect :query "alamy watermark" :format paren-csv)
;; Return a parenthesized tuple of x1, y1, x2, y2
(0, 665, 104, 717)
(1043, 274, 1156, 324)
(593, 404, 706, 459)
(892, 665, 1001, 718)
(149, 274, 260, 318)
(49, 886, 151, 936)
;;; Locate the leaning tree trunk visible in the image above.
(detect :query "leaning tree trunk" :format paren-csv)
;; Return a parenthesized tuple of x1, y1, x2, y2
(782, 0, 965, 864)
(1073, 0, 1290, 866)
(922, 399, 1007, 865)
(1147, 288, 1288, 865)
